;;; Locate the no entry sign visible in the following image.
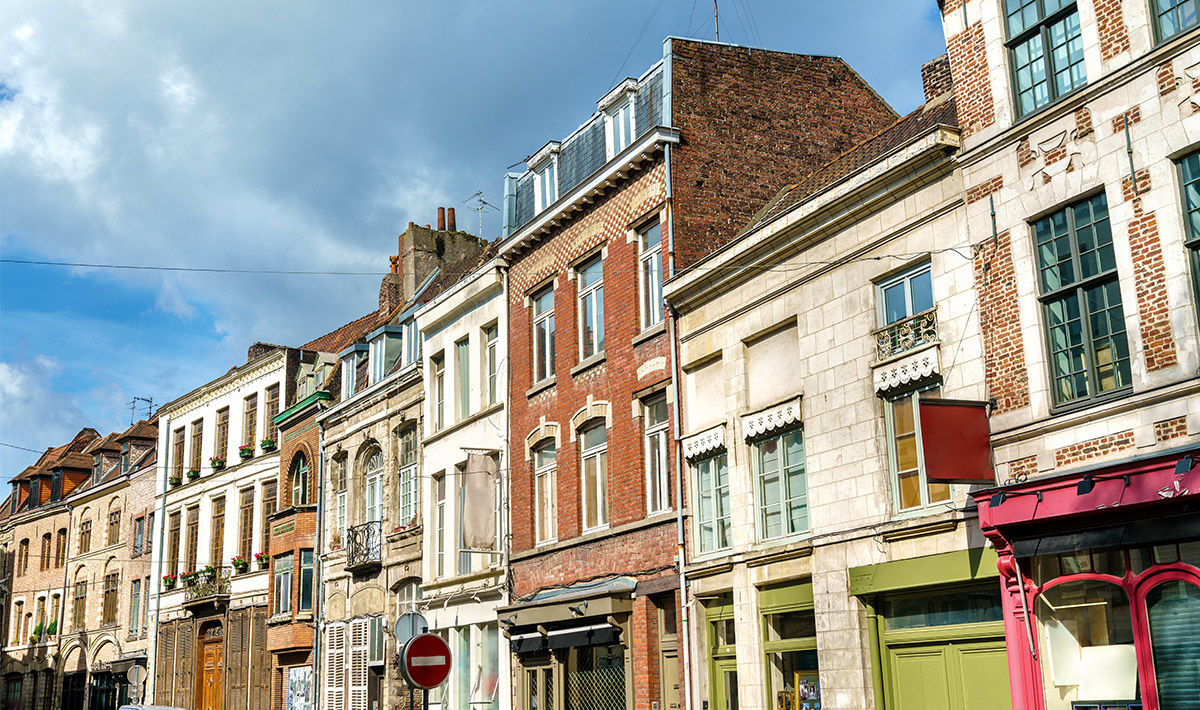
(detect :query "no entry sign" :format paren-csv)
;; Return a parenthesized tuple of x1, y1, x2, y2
(400, 633, 452, 689)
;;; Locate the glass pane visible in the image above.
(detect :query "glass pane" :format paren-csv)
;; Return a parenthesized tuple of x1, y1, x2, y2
(897, 471, 922, 510)
(767, 650, 821, 709)
(582, 424, 606, 451)
(579, 258, 602, 288)
(1146, 580, 1200, 710)
(647, 397, 668, 427)
(910, 269, 933, 314)
(884, 587, 1003, 629)
(1035, 580, 1137, 704)
(883, 281, 907, 324)
(534, 289, 554, 316)
(766, 610, 816, 641)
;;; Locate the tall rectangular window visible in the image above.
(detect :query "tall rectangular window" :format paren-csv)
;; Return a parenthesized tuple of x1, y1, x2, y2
(369, 337, 386, 385)
(142, 576, 149, 633)
(243, 393, 258, 447)
(72, 582, 85, 630)
(54, 529, 66, 567)
(146, 512, 154, 554)
(458, 473, 473, 575)
(577, 256, 605, 359)
(580, 423, 608, 531)
(1178, 151, 1200, 318)
(1155, 0, 1199, 41)
(133, 516, 145, 556)
(455, 337, 471, 420)
(534, 160, 557, 213)
(17, 539, 29, 575)
(50, 471, 62, 501)
(606, 97, 636, 157)
(484, 323, 499, 406)
(532, 287, 555, 382)
(264, 384, 280, 440)
(1034, 193, 1130, 405)
(129, 578, 142, 632)
(167, 511, 181, 575)
(405, 318, 421, 365)
(239, 488, 255, 562)
(210, 496, 225, 567)
(299, 550, 314, 612)
(645, 395, 670, 513)
(185, 505, 200, 572)
(107, 509, 120, 545)
(398, 428, 419, 527)
(39, 534, 51, 571)
(172, 427, 185, 478)
(102, 573, 118, 625)
(886, 387, 951, 511)
(878, 263, 934, 326)
(694, 454, 731, 554)
(754, 429, 809, 539)
(190, 418, 203, 471)
(274, 553, 293, 615)
(334, 461, 348, 542)
(262, 480, 277, 552)
(640, 219, 664, 329)
(79, 520, 91, 555)
(120, 442, 130, 473)
(534, 441, 556, 544)
(432, 353, 445, 432)
(435, 474, 447, 578)
(215, 407, 230, 463)
(1005, 0, 1085, 116)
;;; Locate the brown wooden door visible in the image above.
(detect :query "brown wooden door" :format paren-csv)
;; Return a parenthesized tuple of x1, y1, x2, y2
(199, 638, 224, 710)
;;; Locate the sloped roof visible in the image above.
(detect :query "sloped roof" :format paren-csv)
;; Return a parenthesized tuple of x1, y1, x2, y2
(119, 419, 157, 441)
(83, 432, 121, 454)
(11, 428, 100, 482)
(300, 311, 380, 354)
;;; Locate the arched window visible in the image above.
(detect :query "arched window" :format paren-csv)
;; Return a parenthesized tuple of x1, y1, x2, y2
(291, 455, 310, 506)
(363, 449, 384, 524)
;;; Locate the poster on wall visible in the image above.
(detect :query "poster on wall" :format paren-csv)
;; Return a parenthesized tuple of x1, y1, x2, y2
(286, 666, 314, 710)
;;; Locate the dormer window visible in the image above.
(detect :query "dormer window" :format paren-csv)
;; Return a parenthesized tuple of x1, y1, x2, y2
(93, 455, 102, 482)
(120, 443, 130, 473)
(339, 344, 369, 398)
(50, 471, 62, 502)
(367, 325, 404, 386)
(29, 479, 40, 509)
(528, 141, 561, 213)
(369, 337, 386, 385)
(404, 319, 421, 366)
(606, 96, 635, 157)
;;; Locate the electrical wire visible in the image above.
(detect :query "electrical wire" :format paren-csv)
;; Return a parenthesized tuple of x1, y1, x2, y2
(609, 0, 666, 89)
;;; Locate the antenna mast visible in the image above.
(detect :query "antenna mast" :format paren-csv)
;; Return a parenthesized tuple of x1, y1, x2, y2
(128, 396, 153, 424)
(714, 0, 719, 41)
(463, 191, 501, 238)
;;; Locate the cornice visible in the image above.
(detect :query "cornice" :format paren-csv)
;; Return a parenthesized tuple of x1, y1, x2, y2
(160, 351, 286, 420)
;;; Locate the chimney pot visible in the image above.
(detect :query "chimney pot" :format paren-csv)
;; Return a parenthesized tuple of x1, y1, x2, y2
(437, 206, 446, 230)
(447, 207, 457, 231)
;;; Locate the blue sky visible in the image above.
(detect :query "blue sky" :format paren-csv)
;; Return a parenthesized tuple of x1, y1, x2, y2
(0, 1, 947, 480)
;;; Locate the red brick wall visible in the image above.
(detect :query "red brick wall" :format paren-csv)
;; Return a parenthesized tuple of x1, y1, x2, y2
(668, 40, 897, 269)
(973, 232, 1031, 413)
(1154, 416, 1188, 442)
(1126, 189, 1178, 372)
(947, 21, 995, 138)
(1055, 430, 1135, 467)
(921, 54, 953, 102)
(510, 523, 677, 598)
(1095, 0, 1130, 61)
(966, 175, 1003, 205)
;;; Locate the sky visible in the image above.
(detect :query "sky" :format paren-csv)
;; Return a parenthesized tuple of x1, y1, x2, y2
(0, 1, 947, 481)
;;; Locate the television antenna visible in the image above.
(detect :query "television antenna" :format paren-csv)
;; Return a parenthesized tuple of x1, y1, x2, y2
(463, 191, 500, 238)
(129, 396, 153, 424)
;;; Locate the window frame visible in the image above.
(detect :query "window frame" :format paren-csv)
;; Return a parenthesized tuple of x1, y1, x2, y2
(299, 549, 315, 612)
(435, 473, 447, 578)
(644, 395, 671, 514)
(432, 352, 446, 432)
(639, 219, 665, 330)
(291, 455, 310, 507)
(243, 393, 258, 447)
(1004, 0, 1086, 119)
(1153, 0, 1200, 43)
(532, 286, 556, 384)
(398, 428, 419, 527)
(752, 427, 810, 541)
(693, 453, 731, 555)
(883, 384, 952, 513)
(533, 158, 558, 213)
(101, 572, 119, 626)
(129, 578, 142, 633)
(605, 94, 637, 159)
(579, 421, 609, 532)
(133, 516, 145, 556)
(190, 418, 203, 471)
(107, 509, 121, 546)
(876, 262, 934, 327)
(1176, 150, 1200, 335)
(455, 336, 471, 421)
(274, 552, 293, 616)
(576, 254, 605, 360)
(533, 440, 557, 545)
(484, 322, 499, 406)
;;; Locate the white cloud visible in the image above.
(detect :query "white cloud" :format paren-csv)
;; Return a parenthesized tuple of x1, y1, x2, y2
(0, 358, 87, 480)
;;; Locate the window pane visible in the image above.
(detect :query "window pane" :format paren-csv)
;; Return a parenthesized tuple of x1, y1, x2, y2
(885, 588, 1003, 629)
(883, 281, 907, 324)
(579, 258, 602, 288)
(1146, 580, 1200, 708)
(765, 610, 816, 641)
(582, 424, 606, 451)
(910, 269, 933, 314)
(1035, 580, 1137, 702)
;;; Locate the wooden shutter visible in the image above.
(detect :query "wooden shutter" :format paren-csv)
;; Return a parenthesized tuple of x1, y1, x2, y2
(252, 606, 269, 710)
(156, 622, 175, 705)
(177, 619, 195, 704)
(226, 608, 249, 710)
(349, 618, 369, 710)
(326, 624, 346, 710)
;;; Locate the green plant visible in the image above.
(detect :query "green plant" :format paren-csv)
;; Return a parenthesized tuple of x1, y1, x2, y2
(45, 620, 56, 635)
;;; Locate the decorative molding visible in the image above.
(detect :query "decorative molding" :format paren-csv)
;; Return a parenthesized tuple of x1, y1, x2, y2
(163, 353, 284, 420)
(682, 426, 725, 460)
(742, 399, 802, 440)
(527, 141, 561, 170)
(873, 344, 940, 393)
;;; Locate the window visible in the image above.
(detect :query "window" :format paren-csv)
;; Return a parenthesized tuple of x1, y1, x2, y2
(532, 287, 556, 382)
(239, 488, 254, 562)
(606, 96, 636, 157)
(190, 418, 203, 471)
(264, 383, 280, 440)
(17, 539, 29, 575)
(129, 578, 142, 632)
(133, 516, 145, 555)
(215, 407, 230, 462)
(405, 318, 421, 365)
(210, 496, 225, 567)
(167, 511, 181, 575)
(1155, 0, 1199, 41)
(577, 256, 605, 359)
(458, 471, 474, 575)
(4, 676, 20, 704)
(54, 529, 66, 567)
(886, 387, 951, 511)
(49, 595, 60, 635)
(102, 573, 118, 625)
(1005, 0, 1085, 117)
(10, 602, 23, 643)
(484, 323, 499, 406)
(365, 450, 384, 525)
(50, 471, 62, 502)
(639, 219, 664, 329)
(262, 480, 277, 552)
(146, 512, 153, 554)
(141, 577, 149, 633)
(108, 509, 120, 546)
(184, 505, 200, 572)
(534, 160, 558, 213)
(435, 474, 447, 577)
(580, 422, 609, 531)
(694, 454, 731, 554)
(370, 336, 386, 385)
(398, 429, 419, 527)
(1034, 193, 1130, 405)
(432, 353, 445, 432)
(299, 550, 314, 612)
(274, 552, 293, 615)
(878, 263, 933, 326)
(645, 395, 670, 513)
(456, 337, 471, 420)
(79, 520, 92, 555)
(342, 357, 355, 399)
(120, 442, 130, 473)
(334, 460, 348, 543)
(369, 616, 386, 665)
(291, 455, 310, 506)
(534, 441, 557, 543)
(754, 429, 809, 539)
(1178, 151, 1200, 320)
(172, 427, 185, 478)
(39, 534, 51, 572)
(243, 393, 258, 447)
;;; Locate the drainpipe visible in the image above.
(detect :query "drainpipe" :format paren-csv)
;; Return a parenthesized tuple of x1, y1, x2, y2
(314, 416, 328, 707)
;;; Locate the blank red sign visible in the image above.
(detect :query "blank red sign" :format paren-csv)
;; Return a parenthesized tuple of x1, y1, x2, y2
(918, 398, 994, 485)
(401, 633, 452, 689)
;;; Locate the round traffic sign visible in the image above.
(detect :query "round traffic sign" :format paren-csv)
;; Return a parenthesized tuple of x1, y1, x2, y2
(393, 611, 427, 648)
(400, 633, 452, 689)
(126, 665, 147, 686)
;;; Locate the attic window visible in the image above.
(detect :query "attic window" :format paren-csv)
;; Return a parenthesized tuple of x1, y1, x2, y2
(606, 96, 636, 158)
(120, 442, 130, 473)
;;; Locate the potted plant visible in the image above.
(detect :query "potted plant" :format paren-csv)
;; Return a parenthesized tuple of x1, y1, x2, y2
(210, 456, 226, 471)
(168, 474, 182, 487)
(181, 571, 198, 586)
(45, 620, 56, 636)
(260, 437, 277, 453)
(200, 564, 217, 582)
(162, 573, 178, 590)
(30, 622, 43, 644)
(186, 467, 201, 481)
(239, 444, 255, 460)
(231, 555, 250, 573)
(255, 551, 270, 568)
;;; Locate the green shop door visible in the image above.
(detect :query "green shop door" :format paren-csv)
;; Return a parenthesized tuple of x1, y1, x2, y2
(711, 658, 739, 710)
(886, 638, 1009, 710)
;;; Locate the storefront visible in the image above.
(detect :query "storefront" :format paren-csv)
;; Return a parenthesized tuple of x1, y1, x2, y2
(974, 448, 1200, 710)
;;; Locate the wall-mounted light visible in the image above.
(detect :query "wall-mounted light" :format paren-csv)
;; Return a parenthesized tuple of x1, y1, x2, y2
(1175, 455, 1195, 476)
(1077, 476, 1095, 495)
(568, 600, 589, 617)
(989, 490, 1007, 507)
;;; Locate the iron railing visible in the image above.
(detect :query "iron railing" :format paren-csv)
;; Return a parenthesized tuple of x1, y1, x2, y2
(184, 566, 232, 604)
(873, 309, 938, 361)
(346, 520, 383, 570)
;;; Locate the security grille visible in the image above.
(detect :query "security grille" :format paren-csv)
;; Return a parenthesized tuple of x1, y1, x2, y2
(565, 646, 625, 710)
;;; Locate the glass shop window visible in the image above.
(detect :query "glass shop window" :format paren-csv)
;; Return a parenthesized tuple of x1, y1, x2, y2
(1035, 580, 1137, 710)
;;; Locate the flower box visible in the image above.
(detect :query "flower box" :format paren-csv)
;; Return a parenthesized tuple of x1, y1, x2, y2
(254, 551, 270, 568)
(186, 468, 200, 480)
(231, 555, 250, 572)
(210, 457, 226, 471)
(168, 475, 182, 487)
(181, 572, 199, 586)
(260, 438, 277, 453)
(200, 565, 217, 582)
(239, 445, 255, 460)
(162, 574, 178, 590)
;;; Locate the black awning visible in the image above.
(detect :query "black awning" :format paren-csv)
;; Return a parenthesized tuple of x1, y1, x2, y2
(1012, 513, 1200, 558)
(511, 633, 547, 654)
(546, 624, 619, 650)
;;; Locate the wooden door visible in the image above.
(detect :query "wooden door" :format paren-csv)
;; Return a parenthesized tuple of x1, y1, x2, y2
(886, 640, 1009, 710)
(199, 638, 225, 710)
(660, 652, 681, 710)
(711, 659, 739, 710)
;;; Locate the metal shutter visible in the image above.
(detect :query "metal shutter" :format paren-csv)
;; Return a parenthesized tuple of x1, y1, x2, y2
(326, 624, 346, 710)
(177, 619, 195, 704)
(226, 608, 249, 710)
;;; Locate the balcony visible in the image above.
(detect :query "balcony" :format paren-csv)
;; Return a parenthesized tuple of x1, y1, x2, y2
(873, 309, 938, 362)
(183, 567, 232, 608)
(345, 520, 382, 574)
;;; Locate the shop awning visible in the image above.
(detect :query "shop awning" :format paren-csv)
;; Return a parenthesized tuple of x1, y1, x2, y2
(497, 576, 635, 627)
(1011, 512, 1200, 558)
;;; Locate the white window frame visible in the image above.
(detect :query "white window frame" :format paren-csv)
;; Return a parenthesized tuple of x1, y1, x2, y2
(533, 158, 558, 213)
(365, 451, 384, 525)
(398, 428, 419, 527)
(644, 395, 670, 514)
(639, 219, 664, 330)
(404, 319, 421, 366)
(532, 287, 555, 383)
(455, 337, 471, 421)
(534, 441, 557, 545)
(577, 255, 605, 360)
(580, 422, 609, 532)
(605, 94, 636, 159)
(341, 358, 354, 399)
(435, 474, 447, 578)
(432, 353, 445, 432)
(877, 262, 933, 327)
(484, 323, 499, 406)
(884, 385, 950, 512)
(368, 337, 385, 385)
(457, 473, 473, 577)
(752, 428, 809, 541)
(693, 453, 731, 554)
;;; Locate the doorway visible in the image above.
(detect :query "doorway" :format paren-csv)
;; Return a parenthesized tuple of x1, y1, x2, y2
(711, 659, 738, 710)
(197, 633, 225, 710)
(660, 651, 680, 710)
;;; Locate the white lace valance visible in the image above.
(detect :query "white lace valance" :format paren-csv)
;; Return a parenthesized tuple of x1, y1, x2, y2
(682, 426, 725, 460)
(742, 399, 802, 440)
(873, 344, 940, 393)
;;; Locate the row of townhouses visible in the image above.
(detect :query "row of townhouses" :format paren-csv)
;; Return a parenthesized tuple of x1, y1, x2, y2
(3, 3, 1200, 709)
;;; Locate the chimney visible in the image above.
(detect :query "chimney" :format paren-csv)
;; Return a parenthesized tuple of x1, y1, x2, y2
(437, 206, 446, 230)
(447, 207, 456, 231)
(921, 54, 953, 104)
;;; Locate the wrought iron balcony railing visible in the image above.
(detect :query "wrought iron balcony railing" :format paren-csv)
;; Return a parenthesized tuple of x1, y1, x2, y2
(184, 566, 232, 605)
(346, 520, 383, 572)
(873, 309, 938, 361)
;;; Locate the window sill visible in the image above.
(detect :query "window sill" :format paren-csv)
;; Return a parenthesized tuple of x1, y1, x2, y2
(570, 352, 606, 377)
(527, 376, 557, 398)
(632, 321, 667, 347)
(267, 613, 291, 625)
(1048, 385, 1134, 418)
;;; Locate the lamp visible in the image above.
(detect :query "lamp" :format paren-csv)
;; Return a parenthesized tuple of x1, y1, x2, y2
(568, 600, 589, 617)
(1175, 455, 1195, 476)
(1076, 475, 1095, 495)
(500, 615, 517, 628)
(989, 491, 1006, 507)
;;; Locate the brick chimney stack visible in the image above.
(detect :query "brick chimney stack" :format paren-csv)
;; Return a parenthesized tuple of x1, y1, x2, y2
(447, 207, 457, 231)
(437, 206, 446, 230)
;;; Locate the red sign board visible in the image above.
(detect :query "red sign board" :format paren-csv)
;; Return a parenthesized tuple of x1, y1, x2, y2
(918, 398, 994, 485)
(400, 633, 452, 689)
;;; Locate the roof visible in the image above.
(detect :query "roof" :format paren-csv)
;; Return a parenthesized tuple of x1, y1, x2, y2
(119, 419, 157, 442)
(83, 432, 121, 454)
(741, 97, 958, 235)
(300, 310, 380, 354)
(10, 428, 100, 482)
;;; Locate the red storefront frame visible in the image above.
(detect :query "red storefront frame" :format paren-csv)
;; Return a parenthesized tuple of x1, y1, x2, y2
(972, 449, 1200, 710)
